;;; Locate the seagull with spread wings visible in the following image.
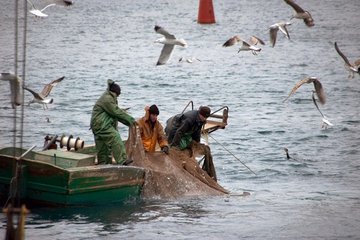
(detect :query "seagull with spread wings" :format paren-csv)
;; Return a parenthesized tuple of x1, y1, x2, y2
(27, 0, 73, 18)
(0, 73, 23, 108)
(283, 77, 325, 105)
(284, 0, 314, 27)
(222, 35, 265, 55)
(154, 25, 187, 65)
(24, 76, 64, 109)
(269, 22, 291, 47)
(334, 42, 360, 79)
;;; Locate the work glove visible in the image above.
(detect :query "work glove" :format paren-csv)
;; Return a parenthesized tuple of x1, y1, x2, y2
(161, 146, 169, 154)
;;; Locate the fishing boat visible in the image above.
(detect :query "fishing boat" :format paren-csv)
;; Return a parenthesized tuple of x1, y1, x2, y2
(0, 103, 230, 207)
(0, 143, 146, 207)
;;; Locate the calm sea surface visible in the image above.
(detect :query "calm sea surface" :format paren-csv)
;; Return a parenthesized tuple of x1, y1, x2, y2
(1, 0, 360, 239)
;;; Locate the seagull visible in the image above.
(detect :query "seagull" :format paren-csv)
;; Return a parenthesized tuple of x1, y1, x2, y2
(24, 76, 64, 109)
(284, 0, 314, 27)
(26, 0, 73, 18)
(311, 91, 333, 129)
(178, 57, 201, 63)
(334, 42, 360, 79)
(269, 21, 291, 47)
(154, 25, 187, 65)
(283, 77, 326, 105)
(0, 73, 23, 108)
(222, 35, 264, 55)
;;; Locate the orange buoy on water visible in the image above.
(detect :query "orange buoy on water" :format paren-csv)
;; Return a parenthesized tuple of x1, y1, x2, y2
(197, 0, 216, 24)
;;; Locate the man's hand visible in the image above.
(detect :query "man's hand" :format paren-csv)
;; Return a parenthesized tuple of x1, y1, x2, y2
(130, 121, 138, 127)
(161, 146, 169, 154)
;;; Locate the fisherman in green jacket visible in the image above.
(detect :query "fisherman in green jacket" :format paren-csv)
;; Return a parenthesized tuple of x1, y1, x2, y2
(90, 79, 135, 165)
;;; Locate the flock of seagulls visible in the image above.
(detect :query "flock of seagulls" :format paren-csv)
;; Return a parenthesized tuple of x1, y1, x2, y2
(2, 0, 358, 122)
(153, 0, 316, 64)
(151, 0, 339, 129)
(278, 1, 356, 158)
(220, 0, 314, 54)
(1, 0, 71, 110)
(1, 0, 358, 165)
(218, 0, 312, 55)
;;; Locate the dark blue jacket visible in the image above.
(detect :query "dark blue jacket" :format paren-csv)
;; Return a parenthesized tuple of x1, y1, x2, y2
(166, 110, 206, 147)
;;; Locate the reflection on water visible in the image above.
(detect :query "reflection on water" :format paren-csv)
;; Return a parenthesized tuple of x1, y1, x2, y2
(17, 198, 211, 238)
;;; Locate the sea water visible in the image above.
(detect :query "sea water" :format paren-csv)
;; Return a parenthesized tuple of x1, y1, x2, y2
(0, 0, 359, 239)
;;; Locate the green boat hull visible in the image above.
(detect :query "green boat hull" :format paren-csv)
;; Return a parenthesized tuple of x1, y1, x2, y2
(0, 147, 145, 206)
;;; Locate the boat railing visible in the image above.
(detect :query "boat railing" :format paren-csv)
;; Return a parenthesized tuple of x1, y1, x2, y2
(178, 100, 229, 135)
(202, 106, 229, 135)
(181, 100, 194, 114)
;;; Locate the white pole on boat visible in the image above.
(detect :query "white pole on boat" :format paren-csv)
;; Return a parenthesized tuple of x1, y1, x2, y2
(209, 135, 257, 176)
(16, 145, 37, 160)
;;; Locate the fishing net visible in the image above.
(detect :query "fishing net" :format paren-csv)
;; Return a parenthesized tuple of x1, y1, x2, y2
(126, 126, 229, 199)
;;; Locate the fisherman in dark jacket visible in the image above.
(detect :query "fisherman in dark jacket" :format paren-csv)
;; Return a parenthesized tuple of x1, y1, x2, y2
(165, 106, 211, 150)
(165, 106, 217, 181)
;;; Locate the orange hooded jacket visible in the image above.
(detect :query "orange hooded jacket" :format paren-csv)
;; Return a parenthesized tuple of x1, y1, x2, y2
(136, 106, 168, 152)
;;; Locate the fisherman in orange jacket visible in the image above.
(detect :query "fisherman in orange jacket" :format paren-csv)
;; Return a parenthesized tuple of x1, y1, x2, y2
(137, 104, 169, 154)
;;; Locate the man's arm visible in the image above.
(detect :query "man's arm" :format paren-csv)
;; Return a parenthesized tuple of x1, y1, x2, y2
(101, 96, 135, 126)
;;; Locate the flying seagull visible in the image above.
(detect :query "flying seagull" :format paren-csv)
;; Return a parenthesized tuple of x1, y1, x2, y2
(283, 77, 326, 105)
(311, 91, 333, 129)
(222, 35, 265, 55)
(24, 76, 65, 109)
(26, 0, 73, 18)
(0, 73, 23, 108)
(334, 42, 360, 79)
(269, 22, 291, 47)
(154, 25, 187, 65)
(284, 0, 314, 27)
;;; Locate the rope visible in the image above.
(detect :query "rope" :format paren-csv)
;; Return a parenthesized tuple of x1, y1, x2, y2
(209, 135, 257, 176)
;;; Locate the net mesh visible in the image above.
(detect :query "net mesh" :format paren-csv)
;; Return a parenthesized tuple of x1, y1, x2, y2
(126, 126, 229, 199)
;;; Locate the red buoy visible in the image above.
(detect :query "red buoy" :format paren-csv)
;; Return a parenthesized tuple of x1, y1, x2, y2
(197, 0, 216, 24)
